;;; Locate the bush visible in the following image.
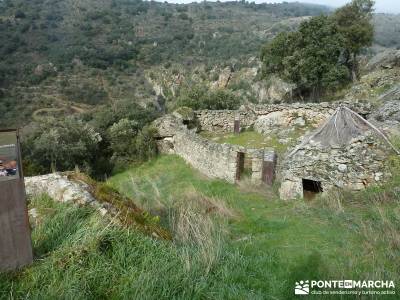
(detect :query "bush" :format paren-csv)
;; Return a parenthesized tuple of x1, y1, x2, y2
(176, 85, 241, 110)
(22, 117, 102, 175)
(108, 120, 157, 170)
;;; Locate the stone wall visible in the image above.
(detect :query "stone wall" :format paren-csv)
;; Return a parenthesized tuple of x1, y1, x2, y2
(173, 129, 239, 183)
(278, 132, 392, 200)
(154, 115, 268, 184)
(194, 109, 256, 132)
(195, 101, 372, 133)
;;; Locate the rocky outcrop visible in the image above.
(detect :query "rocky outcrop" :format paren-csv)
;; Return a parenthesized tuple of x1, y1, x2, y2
(372, 100, 400, 124)
(366, 50, 400, 71)
(25, 173, 109, 216)
(266, 76, 296, 103)
(25, 173, 172, 239)
(371, 100, 400, 134)
(212, 66, 232, 89)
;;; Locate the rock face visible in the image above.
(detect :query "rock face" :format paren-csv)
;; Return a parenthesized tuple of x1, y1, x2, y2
(266, 76, 296, 103)
(212, 66, 232, 89)
(371, 100, 400, 124)
(366, 50, 400, 71)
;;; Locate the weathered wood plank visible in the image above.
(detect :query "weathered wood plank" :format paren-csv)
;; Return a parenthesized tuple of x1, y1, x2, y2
(0, 179, 33, 271)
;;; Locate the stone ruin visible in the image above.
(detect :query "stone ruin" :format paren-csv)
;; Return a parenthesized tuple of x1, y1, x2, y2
(153, 113, 270, 184)
(279, 106, 398, 199)
(153, 101, 397, 200)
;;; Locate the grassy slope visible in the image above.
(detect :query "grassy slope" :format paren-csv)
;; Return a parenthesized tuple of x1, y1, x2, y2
(1, 154, 399, 299)
(109, 155, 400, 299)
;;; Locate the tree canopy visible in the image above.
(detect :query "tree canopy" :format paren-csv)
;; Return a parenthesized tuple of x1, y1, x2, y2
(261, 0, 375, 99)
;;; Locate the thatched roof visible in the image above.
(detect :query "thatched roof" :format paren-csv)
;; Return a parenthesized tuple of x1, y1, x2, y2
(288, 106, 400, 157)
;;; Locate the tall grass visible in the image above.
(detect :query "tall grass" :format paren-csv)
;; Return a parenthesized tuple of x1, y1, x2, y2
(2, 154, 400, 299)
(0, 194, 241, 299)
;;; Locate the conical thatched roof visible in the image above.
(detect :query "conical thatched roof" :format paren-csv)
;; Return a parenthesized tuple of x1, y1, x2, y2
(288, 106, 400, 157)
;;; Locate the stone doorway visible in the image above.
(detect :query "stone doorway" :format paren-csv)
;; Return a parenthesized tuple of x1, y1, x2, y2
(302, 179, 323, 199)
(236, 152, 244, 181)
(236, 152, 253, 182)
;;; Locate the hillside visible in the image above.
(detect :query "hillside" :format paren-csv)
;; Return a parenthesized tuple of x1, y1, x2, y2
(0, 0, 332, 127)
(1, 155, 399, 298)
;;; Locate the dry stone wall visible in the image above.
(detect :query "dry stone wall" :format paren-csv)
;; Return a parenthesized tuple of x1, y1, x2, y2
(154, 115, 267, 184)
(155, 101, 381, 196)
(195, 101, 372, 133)
(173, 129, 239, 183)
(279, 132, 392, 200)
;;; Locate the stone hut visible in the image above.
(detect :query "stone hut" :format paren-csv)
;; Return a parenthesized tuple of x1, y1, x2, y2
(279, 106, 399, 200)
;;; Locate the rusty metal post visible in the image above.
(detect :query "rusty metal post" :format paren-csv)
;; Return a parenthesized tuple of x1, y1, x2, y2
(0, 129, 33, 271)
(262, 150, 277, 185)
(234, 114, 240, 134)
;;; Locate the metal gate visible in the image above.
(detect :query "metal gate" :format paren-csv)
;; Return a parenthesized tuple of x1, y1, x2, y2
(262, 151, 277, 185)
(0, 129, 33, 271)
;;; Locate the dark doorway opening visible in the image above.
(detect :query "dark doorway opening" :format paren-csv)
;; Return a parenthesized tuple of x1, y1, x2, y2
(236, 152, 252, 181)
(302, 179, 323, 199)
(236, 152, 245, 181)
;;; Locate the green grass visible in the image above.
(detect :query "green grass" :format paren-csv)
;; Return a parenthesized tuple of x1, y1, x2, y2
(199, 129, 305, 153)
(1, 155, 399, 299)
(108, 155, 400, 299)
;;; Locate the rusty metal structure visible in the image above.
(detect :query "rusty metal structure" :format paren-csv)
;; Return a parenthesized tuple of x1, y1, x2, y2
(0, 129, 33, 271)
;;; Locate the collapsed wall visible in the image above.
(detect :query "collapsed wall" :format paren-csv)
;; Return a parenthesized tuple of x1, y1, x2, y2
(195, 102, 372, 133)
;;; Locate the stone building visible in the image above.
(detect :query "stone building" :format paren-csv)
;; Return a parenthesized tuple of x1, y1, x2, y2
(153, 102, 396, 200)
(279, 106, 399, 200)
(153, 114, 270, 184)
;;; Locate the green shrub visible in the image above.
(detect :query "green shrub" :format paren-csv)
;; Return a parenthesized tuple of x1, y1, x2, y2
(176, 85, 241, 110)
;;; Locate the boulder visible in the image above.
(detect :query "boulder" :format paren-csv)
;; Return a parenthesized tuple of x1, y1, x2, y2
(266, 76, 295, 103)
(25, 173, 96, 205)
(279, 179, 303, 200)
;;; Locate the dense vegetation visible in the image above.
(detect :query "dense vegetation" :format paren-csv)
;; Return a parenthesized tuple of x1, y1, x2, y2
(22, 99, 160, 178)
(261, 0, 375, 99)
(0, 0, 398, 177)
(0, 0, 332, 176)
(1, 154, 399, 299)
